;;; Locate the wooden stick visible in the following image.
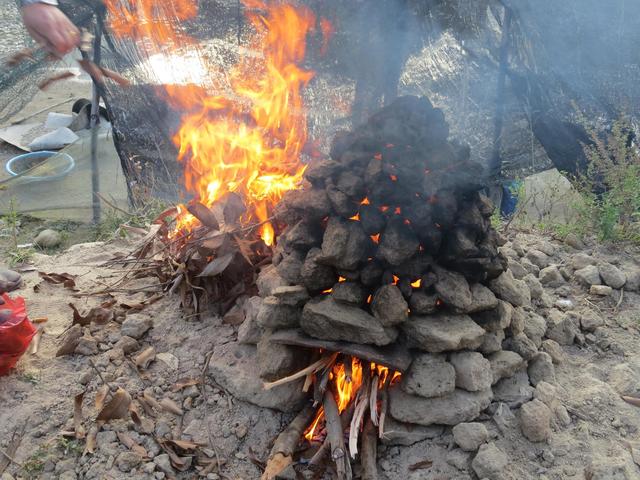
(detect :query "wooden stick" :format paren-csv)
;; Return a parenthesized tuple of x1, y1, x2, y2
(349, 369, 371, 458)
(314, 365, 332, 406)
(361, 418, 378, 480)
(263, 353, 338, 390)
(308, 403, 355, 472)
(378, 375, 391, 439)
(345, 356, 352, 383)
(323, 390, 352, 480)
(369, 375, 379, 426)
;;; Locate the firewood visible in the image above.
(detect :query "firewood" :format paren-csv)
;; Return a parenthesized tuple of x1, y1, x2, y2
(323, 390, 352, 480)
(313, 362, 333, 406)
(261, 404, 316, 480)
(349, 369, 371, 458)
(263, 352, 338, 390)
(361, 418, 378, 480)
(369, 375, 379, 426)
(378, 374, 391, 439)
(308, 403, 355, 473)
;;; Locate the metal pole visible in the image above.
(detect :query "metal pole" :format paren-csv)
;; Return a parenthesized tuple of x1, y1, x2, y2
(90, 19, 103, 224)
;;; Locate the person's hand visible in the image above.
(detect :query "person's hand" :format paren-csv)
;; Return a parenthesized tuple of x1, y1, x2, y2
(21, 3, 80, 57)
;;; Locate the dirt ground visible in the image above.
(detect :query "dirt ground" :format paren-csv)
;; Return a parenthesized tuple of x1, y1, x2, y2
(0, 228, 639, 480)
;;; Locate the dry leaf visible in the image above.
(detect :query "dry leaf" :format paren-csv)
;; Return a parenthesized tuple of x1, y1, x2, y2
(96, 388, 131, 422)
(261, 452, 292, 480)
(129, 403, 155, 434)
(158, 439, 194, 472)
(137, 396, 157, 418)
(56, 324, 82, 356)
(222, 304, 245, 326)
(78, 58, 104, 84)
(69, 303, 114, 327)
(171, 378, 201, 393)
(159, 398, 184, 416)
(622, 395, 640, 407)
(142, 391, 163, 412)
(164, 439, 203, 450)
(135, 347, 156, 370)
(234, 235, 256, 266)
(187, 201, 219, 229)
(117, 432, 148, 458)
(38, 271, 76, 289)
(200, 231, 227, 250)
(99, 66, 130, 86)
(198, 253, 234, 277)
(73, 391, 86, 439)
(95, 385, 109, 411)
(84, 425, 98, 456)
(408, 460, 433, 471)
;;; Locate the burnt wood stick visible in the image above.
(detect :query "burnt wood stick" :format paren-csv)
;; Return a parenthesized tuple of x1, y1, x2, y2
(323, 391, 353, 480)
(369, 375, 379, 426)
(378, 374, 392, 439)
(308, 403, 355, 472)
(345, 356, 353, 383)
(314, 367, 332, 406)
(361, 418, 378, 480)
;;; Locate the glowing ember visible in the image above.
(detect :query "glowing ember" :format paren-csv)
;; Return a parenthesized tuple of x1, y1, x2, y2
(411, 279, 421, 288)
(360, 197, 370, 205)
(338, 276, 346, 283)
(392, 275, 400, 285)
(349, 213, 361, 221)
(370, 233, 380, 244)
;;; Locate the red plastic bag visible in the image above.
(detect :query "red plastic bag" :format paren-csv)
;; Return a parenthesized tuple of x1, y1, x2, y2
(0, 294, 36, 376)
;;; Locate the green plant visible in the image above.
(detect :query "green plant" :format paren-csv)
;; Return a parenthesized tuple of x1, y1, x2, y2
(93, 198, 169, 241)
(21, 446, 48, 478)
(1, 198, 34, 266)
(56, 437, 83, 457)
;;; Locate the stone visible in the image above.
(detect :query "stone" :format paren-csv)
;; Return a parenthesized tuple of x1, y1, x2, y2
(521, 258, 540, 276)
(471, 443, 508, 479)
(493, 370, 534, 407)
(433, 267, 472, 312)
(508, 307, 526, 336)
(524, 311, 547, 347)
(541, 340, 565, 364)
(208, 343, 307, 412)
(332, 282, 367, 305)
(570, 252, 595, 270)
(585, 462, 632, 480)
(450, 351, 493, 392)
(116, 452, 142, 472)
(452, 422, 489, 452)
(580, 308, 604, 332)
(256, 335, 305, 381)
(623, 267, 640, 291)
(503, 334, 538, 361)
(524, 274, 544, 300)
(509, 260, 528, 280)
(238, 297, 265, 344)
(526, 249, 551, 269)
(276, 252, 303, 284)
(575, 265, 601, 286)
(301, 296, 396, 346)
(528, 353, 556, 386)
(380, 417, 444, 446)
(519, 399, 552, 442)
(154, 454, 174, 475)
(282, 220, 322, 250)
(121, 314, 152, 339)
(489, 350, 525, 384)
(389, 387, 493, 426)
(473, 300, 512, 332)
(378, 218, 420, 266)
(489, 270, 531, 307)
(401, 353, 455, 398)
(320, 217, 371, 270)
(598, 263, 626, 289)
(539, 266, 566, 287)
(256, 296, 300, 329)
(564, 233, 584, 249)
(371, 285, 408, 327)
(446, 449, 471, 471)
(466, 283, 499, 313)
(75, 331, 99, 356)
(590, 285, 613, 296)
(300, 248, 336, 292)
(114, 336, 140, 354)
(545, 310, 577, 345)
(257, 265, 289, 297)
(608, 363, 640, 395)
(534, 382, 557, 407)
(402, 313, 485, 353)
(536, 241, 556, 256)
(479, 329, 505, 354)
(34, 229, 62, 248)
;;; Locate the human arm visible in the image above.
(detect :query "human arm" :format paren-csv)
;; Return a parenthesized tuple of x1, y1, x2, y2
(20, 0, 81, 56)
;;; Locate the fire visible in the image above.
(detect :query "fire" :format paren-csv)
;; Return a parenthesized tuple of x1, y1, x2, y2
(392, 275, 400, 285)
(104, 0, 321, 245)
(370, 233, 380, 244)
(334, 358, 363, 412)
(349, 213, 360, 221)
(338, 276, 346, 283)
(360, 197, 370, 205)
(304, 406, 324, 441)
(411, 279, 422, 288)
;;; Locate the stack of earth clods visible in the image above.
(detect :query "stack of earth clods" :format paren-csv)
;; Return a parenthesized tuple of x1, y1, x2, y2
(237, 96, 557, 434)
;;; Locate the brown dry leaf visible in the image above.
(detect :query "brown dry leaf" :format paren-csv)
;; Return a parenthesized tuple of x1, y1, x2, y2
(261, 452, 292, 480)
(157, 439, 194, 472)
(56, 324, 82, 356)
(164, 439, 202, 450)
(198, 253, 234, 277)
(96, 388, 131, 422)
(170, 378, 201, 393)
(187, 201, 219, 229)
(129, 403, 155, 434)
(69, 303, 114, 327)
(135, 347, 156, 370)
(153, 206, 179, 225)
(142, 391, 163, 412)
(234, 235, 256, 266)
(95, 385, 109, 411)
(200, 231, 227, 250)
(98, 66, 130, 86)
(408, 460, 433, 471)
(137, 396, 157, 418)
(159, 398, 184, 416)
(38, 271, 76, 289)
(622, 395, 640, 407)
(78, 58, 104, 84)
(73, 391, 86, 439)
(120, 294, 162, 312)
(83, 425, 98, 456)
(117, 432, 148, 458)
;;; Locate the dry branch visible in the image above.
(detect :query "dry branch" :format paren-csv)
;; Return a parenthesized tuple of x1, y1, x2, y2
(361, 418, 378, 480)
(323, 390, 352, 480)
(263, 352, 338, 390)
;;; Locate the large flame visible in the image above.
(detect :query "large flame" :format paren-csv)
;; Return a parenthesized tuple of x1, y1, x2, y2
(104, 0, 317, 245)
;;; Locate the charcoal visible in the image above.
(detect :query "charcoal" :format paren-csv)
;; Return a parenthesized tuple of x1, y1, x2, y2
(431, 190, 458, 228)
(275, 251, 304, 284)
(405, 201, 434, 230)
(417, 227, 442, 255)
(330, 130, 356, 161)
(326, 184, 359, 218)
(421, 271, 438, 290)
(360, 261, 384, 287)
(336, 170, 366, 198)
(281, 220, 322, 250)
(301, 297, 397, 346)
(395, 254, 434, 278)
(409, 292, 439, 315)
(371, 285, 409, 327)
(320, 217, 372, 270)
(433, 267, 473, 312)
(466, 283, 499, 313)
(332, 282, 367, 306)
(424, 143, 457, 171)
(476, 192, 495, 217)
(336, 269, 360, 281)
(360, 205, 386, 235)
(304, 158, 342, 185)
(472, 300, 513, 332)
(457, 202, 488, 233)
(442, 228, 480, 258)
(378, 218, 419, 266)
(281, 188, 331, 219)
(398, 277, 413, 299)
(300, 248, 336, 292)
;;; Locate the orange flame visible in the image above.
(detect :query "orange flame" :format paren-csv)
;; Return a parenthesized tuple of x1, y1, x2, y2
(360, 197, 370, 205)
(349, 213, 361, 221)
(392, 275, 399, 285)
(304, 406, 324, 441)
(411, 279, 421, 288)
(370, 234, 380, 244)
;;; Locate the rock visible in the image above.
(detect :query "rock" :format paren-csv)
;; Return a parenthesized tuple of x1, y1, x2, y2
(623, 268, 640, 291)
(521, 258, 540, 276)
(256, 335, 305, 381)
(533, 382, 557, 407)
(541, 339, 565, 364)
(473, 300, 512, 332)
(257, 265, 289, 296)
(402, 313, 485, 353)
(590, 285, 613, 296)
(564, 233, 584, 249)
(154, 454, 174, 475)
(332, 282, 367, 305)
(409, 292, 439, 315)
(536, 241, 556, 256)
(75, 331, 99, 356)
(114, 336, 140, 354)
(389, 387, 493, 426)
(272, 286, 309, 307)
(524, 311, 547, 347)
(256, 296, 300, 329)
(519, 399, 552, 442)
(503, 334, 537, 361)
(539, 266, 566, 287)
(489, 351, 525, 384)
(508, 307, 526, 336)
(452, 422, 489, 452)
(446, 448, 471, 471)
(58, 473, 76, 480)
(598, 263, 626, 289)
(479, 329, 505, 354)
(433, 267, 472, 312)
(526, 249, 551, 269)
(524, 274, 544, 300)
(489, 270, 531, 307)
(570, 253, 595, 270)
(156, 352, 179, 370)
(450, 351, 493, 392)
(608, 363, 640, 395)
(471, 443, 508, 479)
(371, 285, 408, 327)
(508, 260, 528, 280)
(121, 314, 152, 339)
(276, 252, 303, 284)
(528, 353, 556, 386)
(493, 370, 534, 407)
(401, 353, 455, 398)
(580, 308, 604, 332)
(301, 296, 396, 346)
(545, 310, 578, 345)
(300, 248, 336, 292)
(575, 265, 601, 286)
(380, 417, 444, 446)
(378, 218, 419, 266)
(116, 452, 142, 472)
(585, 461, 633, 480)
(238, 297, 265, 344)
(34, 229, 62, 248)
(208, 343, 307, 412)
(320, 217, 371, 270)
